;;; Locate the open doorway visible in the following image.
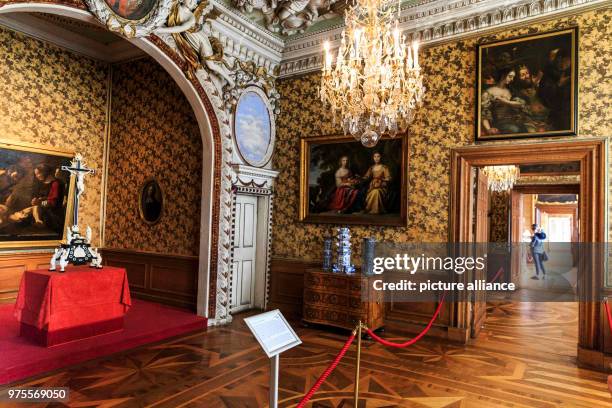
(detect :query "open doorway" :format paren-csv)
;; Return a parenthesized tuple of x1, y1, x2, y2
(450, 139, 607, 369)
(473, 173, 581, 359)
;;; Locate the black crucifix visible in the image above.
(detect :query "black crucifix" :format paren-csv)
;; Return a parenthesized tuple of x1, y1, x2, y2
(62, 154, 95, 227)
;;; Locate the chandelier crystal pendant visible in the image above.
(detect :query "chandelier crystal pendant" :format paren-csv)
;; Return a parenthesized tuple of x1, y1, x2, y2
(320, 0, 425, 147)
(482, 165, 520, 192)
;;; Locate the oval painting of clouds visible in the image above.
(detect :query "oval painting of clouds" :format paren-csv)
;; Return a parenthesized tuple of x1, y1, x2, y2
(235, 90, 273, 167)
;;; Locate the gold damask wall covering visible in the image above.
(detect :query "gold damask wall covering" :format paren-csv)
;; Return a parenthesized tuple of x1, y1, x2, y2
(489, 191, 509, 243)
(104, 58, 202, 256)
(0, 26, 108, 247)
(272, 8, 612, 261)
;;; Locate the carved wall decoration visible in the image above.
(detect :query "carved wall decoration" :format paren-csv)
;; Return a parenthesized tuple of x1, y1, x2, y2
(150, 0, 281, 117)
(223, 60, 280, 113)
(84, 0, 173, 37)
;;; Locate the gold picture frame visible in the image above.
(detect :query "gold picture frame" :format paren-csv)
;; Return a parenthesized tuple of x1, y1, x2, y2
(299, 134, 408, 226)
(138, 177, 164, 225)
(476, 27, 578, 141)
(0, 139, 75, 249)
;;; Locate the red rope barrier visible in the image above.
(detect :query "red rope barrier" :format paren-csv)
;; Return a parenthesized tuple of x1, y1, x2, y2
(366, 292, 447, 348)
(489, 266, 504, 284)
(604, 299, 612, 335)
(296, 332, 356, 408)
(296, 266, 506, 405)
(603, 299, 612, 397)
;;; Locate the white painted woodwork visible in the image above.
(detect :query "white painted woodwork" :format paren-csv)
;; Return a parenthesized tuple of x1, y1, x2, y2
(231, 194, 258, 312)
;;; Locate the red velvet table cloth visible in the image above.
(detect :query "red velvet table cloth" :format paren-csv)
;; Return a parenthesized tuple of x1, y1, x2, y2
(14, 266, 131, 346)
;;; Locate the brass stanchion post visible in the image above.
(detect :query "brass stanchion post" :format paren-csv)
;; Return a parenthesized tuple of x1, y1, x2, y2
(353, 321, 362, 408)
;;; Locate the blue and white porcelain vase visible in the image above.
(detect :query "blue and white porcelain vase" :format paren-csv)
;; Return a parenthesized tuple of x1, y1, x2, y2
(333, 227, 355, 274)
(361, 237, 377, 276)
(322, 237, 333, 271)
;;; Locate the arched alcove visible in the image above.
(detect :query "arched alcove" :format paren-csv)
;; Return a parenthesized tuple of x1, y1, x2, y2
(0, 3, 223, 319)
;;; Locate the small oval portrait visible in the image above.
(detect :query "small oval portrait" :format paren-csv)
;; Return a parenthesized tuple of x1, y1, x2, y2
(139, 179, 163, 224)
(234, 89, 274, 167)
(104, 0, 158, 21)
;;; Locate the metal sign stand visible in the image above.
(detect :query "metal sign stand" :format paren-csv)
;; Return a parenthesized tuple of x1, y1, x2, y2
(270, 354, 279, 408)
(243, 310, 301, 408)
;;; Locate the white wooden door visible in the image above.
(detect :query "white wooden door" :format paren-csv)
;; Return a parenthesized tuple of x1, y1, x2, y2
(231, 195, 258, 313)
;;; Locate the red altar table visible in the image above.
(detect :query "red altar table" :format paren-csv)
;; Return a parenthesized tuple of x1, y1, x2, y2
(14, 266, 131, 346)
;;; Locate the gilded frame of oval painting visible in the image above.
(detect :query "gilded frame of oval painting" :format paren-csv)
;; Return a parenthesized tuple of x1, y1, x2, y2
(85, 0, 173, 37)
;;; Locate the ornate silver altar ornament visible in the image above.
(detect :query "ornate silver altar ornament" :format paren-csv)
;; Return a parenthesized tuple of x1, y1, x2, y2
(49, 155, 102, 272)
(332, 227, 355, 274)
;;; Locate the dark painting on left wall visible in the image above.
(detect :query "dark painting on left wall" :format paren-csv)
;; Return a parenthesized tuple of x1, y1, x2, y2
(0, 140, 74, 248)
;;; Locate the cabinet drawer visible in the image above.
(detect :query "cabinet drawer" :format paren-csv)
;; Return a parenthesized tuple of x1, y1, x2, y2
(303, 305, 365, 330)
(304, 272, 349, 291)
(304, 288, 364, 311)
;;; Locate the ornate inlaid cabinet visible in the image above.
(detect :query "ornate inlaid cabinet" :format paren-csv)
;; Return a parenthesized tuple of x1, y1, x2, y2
(302, 269, 385, 331)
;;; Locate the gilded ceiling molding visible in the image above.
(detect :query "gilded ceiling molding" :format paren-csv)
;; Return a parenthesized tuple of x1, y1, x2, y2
(278, 0, 610, 78)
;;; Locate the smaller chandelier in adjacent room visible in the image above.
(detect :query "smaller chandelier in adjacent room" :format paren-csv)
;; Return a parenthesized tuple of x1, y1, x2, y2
(482, 165, 519, 192)
(320, 0, 425, 147)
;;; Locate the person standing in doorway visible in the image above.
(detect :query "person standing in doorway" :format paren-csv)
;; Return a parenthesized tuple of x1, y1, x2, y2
(530, 223, 547, 279)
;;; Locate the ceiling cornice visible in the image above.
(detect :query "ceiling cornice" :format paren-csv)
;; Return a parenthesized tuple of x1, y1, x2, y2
(210, 0, 284, 72)
(278, 0, 610, 78)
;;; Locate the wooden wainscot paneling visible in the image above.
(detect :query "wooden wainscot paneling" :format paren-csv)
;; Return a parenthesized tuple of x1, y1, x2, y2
(0, 251, 51, 303)
(268, 258, 319, 320)
(101, 248, 198, 310)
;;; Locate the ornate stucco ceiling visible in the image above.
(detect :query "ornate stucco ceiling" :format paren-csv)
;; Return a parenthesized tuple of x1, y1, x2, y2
(223, 0, 422, 38)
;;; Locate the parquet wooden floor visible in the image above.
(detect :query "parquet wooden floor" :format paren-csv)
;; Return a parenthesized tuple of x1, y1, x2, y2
(2, 302, 610, 407)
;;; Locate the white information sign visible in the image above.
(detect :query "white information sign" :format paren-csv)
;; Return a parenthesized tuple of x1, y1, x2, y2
(244, 309, 302, 357)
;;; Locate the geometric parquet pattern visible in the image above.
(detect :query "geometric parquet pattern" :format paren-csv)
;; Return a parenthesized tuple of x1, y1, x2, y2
(2, 302, 611, 407)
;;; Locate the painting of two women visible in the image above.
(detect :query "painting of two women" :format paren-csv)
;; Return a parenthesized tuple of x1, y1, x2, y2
(301, 136, 406, 226)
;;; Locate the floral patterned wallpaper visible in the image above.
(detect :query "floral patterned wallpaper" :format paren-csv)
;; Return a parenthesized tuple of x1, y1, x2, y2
(104, 57, 202, 256)
(489, 191, 509, 243)
(0, 26, 108, 247)
(272, 8, 612, 261)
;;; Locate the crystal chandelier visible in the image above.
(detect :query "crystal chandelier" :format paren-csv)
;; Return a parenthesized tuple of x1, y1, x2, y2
(320, 0, 425, 147)
(482, 166, 519, 192)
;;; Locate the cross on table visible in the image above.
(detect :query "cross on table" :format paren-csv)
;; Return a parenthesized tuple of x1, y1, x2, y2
(61, 154, 95, 227)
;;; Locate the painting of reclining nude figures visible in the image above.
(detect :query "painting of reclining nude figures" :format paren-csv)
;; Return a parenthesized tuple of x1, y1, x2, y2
(299, 135, 407, 226)
(476, 27, 578, 140)
(0, 140, 74, 248)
